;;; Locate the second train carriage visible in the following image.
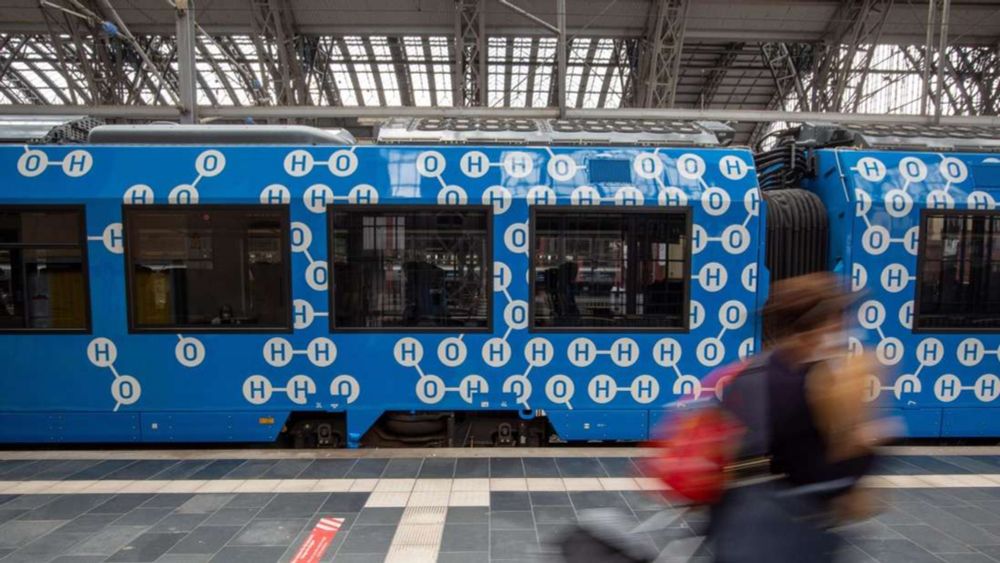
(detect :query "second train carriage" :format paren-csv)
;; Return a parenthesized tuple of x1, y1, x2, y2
(0, 119, 764, 447)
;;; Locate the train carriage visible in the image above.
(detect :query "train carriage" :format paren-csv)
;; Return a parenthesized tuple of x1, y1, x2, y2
(0, 120, 764, 447)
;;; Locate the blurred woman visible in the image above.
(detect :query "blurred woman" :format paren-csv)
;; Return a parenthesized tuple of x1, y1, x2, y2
(710, 272, 887, 563)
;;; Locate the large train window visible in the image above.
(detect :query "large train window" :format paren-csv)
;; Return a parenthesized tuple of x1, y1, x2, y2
(530, 207, 691, 330)
(0, 206, 90, 332)
(329, 205, 492, 331)
(123, 206, 291, 332)
(915, 209, 1000, 331)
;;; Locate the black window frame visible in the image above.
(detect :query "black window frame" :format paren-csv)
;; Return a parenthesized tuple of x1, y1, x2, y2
(122, 204, 293, 334)
(914, 207, 1000, 333)
(0, 204, 92, 334)
(528, 205, 693, 333)
(327, 203, 494, 333)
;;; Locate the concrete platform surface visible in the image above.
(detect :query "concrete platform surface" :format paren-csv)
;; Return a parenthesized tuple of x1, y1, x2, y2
(0, 448, 994, 562)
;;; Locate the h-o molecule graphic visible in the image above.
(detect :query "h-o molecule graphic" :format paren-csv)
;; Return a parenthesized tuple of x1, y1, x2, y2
(87, 338, 141, 412)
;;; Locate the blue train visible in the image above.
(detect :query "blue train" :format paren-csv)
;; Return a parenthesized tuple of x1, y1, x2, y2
(0, 119, 997, 447)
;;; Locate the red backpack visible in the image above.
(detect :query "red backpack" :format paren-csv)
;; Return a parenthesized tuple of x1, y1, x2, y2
(644, 356, 769, 505)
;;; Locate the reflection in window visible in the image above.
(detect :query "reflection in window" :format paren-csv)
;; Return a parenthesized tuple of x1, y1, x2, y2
(125, 207, 290, 330)
(330, 207, 490, 329)
(533, 210, 689, 329)
(0, 207, 88, 330)
(917, 211, 1000, 330)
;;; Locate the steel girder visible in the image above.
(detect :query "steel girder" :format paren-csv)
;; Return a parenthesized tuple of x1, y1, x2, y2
(637, 0, 690, 108)
(454, 0, 486, 106)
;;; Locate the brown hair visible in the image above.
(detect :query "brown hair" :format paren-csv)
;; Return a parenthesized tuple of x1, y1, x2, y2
(762, 272, 852, 344)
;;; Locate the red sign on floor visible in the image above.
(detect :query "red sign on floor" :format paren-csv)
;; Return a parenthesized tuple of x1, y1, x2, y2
(290, 516, 345, 563)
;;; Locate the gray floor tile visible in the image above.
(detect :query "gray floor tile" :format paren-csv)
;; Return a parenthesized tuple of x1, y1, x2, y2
(446, 507, 489, 525)
(150, 512, 211, 533)
(533, 505, 576, 524)
(140, 494, 193, 509)
(157, 555, 214, 563)
(491, 491, 531, 511)
(113, 507, 173, 526)
(490, 530, 539, 558)
(598, 457, 640, 477)
(169, 525, 242, 554)
(381, 458, 423, 478)
(324, 554, 386, 563)
(189, 460, 246, 480)
(231, 518, 308, 546)
(355, 507, 404, 526)
(620, 490, 669, 512)
(529, 491, 572, 506)
(106, 531, 186, 562)
(209, 546, 289, 563)
(225, 460, 277, 479)
(91, 494, 156, 514)
(440, 523, 489, 552)
(177, 494, 236, 514)
(345, 459, 387, 479)
(0, 519, 66, 549)
(298, 459, 356, 479)
(839, 520, 906, 541)
(555, 458, 607, 478)
(104, 460, 179, 481)
(0, 510, 27, 526)
(56, 512, 120, 533)
(73, 525, 149, 556)
(258, 493, 329, 519)
(49, 557, 109, 563)
(489, 458, 524, 478)
(203, 507, 261, 527)
(418, 458, 456, 478)
(891, 524, 973, 554)
(224, 494, 274, 509)
(321, 493, 369, 513)
(975, 545, 1000, 561)
(569, 491, 630, 510)
(261, 459, 312, 479)
(337, 525, 396, 554)
(1, 495, 61, 510)
(939, 555, 997, 563)
(522, 458, 560, 477)
(437, 553, 488, 563)
(21, 494, 111, 520)
(1, 531, 87, 563)
(852, 539, 949, 563)
(490, 510, 534, 530)
(454, 458, 488, 478)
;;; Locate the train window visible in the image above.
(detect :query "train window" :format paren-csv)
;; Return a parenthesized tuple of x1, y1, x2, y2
(916, 210, 1000, 331)
(329, 205, 491, 331)
(0, 206, 90, 332)
(124, 206, 291, 332)
(531, 208, 691, 330)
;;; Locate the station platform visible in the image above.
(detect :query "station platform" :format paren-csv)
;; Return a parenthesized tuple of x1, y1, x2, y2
(0, 447, 996, 563)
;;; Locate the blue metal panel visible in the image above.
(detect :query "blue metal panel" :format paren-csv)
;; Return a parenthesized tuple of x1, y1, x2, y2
(140, 412, 286, 442)
(0, 413, 140, 442)
(941, 408, 1000, 437)
(0, 144, 762, 444)
(547, 410, 649, 441)
(812, 150, 1000, 437)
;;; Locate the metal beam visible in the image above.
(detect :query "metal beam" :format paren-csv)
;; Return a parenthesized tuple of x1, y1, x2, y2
(639, 0, 690, 107)
(454, 0, 486, 106)
(699, 41, 743, 108)
(8, 103, 1000, 127)
(175, 0, 197, 123)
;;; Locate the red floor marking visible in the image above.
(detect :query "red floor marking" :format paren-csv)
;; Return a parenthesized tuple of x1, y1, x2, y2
(290, 516, 345, 563)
